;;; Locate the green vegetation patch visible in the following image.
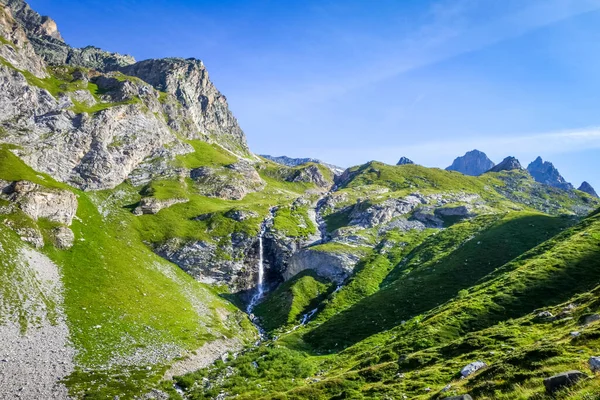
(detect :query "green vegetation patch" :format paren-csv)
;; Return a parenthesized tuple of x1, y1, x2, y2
(254, 270, 333, 333)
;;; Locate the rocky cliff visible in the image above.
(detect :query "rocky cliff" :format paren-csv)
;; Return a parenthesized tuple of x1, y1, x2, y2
(446, 149, 495, 176)
(0, 0, 136, 71)
(0, 0, 251, 191)
(527, 156, 574, 190)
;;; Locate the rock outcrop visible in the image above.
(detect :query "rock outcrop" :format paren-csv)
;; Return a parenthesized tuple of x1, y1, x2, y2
(288, 164, 331, 188)
(0, 180, 77, 248)
(119, 58, 249, 155)
(488, 156, 523, 173)
(446, 150, 495, 176)
(284, 247, 363, 283)
(0, 0, 135, 71)
(8, 181, 77, 225)
(396, 157, 414, 165)
(191, 161, 265, 200)
(579, 181, 598, 198)
(0, 2, 252, 191)
(527, 156, 573, 190)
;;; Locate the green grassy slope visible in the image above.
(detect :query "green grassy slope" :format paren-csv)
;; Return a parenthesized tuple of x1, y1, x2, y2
(0, 146, 257, 398)
(253, 270, 333, 332)
(178, 207, 600, 400)
(305, 212, 577, 351)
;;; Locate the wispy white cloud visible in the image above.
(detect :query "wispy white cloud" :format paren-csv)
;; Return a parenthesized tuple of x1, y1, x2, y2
(245, 0, 600, 116)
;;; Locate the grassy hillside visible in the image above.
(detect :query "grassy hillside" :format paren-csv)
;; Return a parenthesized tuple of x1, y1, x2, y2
(176, 208, 600, 399)
(305, 212, 577, 351)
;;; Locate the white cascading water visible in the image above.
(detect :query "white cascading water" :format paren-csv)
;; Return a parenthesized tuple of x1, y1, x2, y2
(247, 222, 268, 315)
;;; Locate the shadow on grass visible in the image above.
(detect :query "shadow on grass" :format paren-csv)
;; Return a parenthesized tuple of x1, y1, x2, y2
(304, 214, 577, 351)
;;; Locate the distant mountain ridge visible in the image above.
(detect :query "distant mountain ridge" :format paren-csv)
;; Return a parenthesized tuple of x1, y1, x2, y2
(489, 156, 523, 173)
(527, 156, 574, 190)
(446, 149, 495, 176)
(396, 157, 414, 165)
(261, 154, 344, 175)
(579, 181, 598, 197)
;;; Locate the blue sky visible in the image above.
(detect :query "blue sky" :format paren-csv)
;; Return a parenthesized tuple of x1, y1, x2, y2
(29, 0, 600, 190)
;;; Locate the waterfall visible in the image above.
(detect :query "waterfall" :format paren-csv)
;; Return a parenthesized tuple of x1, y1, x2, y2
(247, 211, 273, 315)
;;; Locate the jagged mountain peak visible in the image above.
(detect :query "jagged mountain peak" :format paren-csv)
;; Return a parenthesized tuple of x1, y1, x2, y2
(0, 0, 62, 41)
(446, 149, 495, 176)
(396, 156, 414, 165)
(527, 156, 573, 190)
(488, 156, 523, 173)
(1, 0, 135, 71)
(579, 181, 598, 197)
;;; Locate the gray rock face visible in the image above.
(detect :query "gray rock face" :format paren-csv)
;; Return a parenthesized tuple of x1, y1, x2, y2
(543, 370, 587, 394)
(52, 226, 74, 249)
(191, 161, 265, 200)
(261, 154, 344, 176)
(396, 157, 414, 165)
(488, 156, 523, 173)
(0, 0, 135, 71)
(119, 58, 249, 155)
(579, 181, 598, 198)
(349, 196, 424, 228)
(154, 231, 273, 292)
(0, 0, 62, 40)
(0, 3, 252, 191)
(446, 150, 495, 176)
(0, 180, 77, 248)
(285, 248, 362, 283)
(527, 156, 573, 190)
(0, 4, 47, 77)
(288, 164, 331, 188)
(8, 181, 77, 225)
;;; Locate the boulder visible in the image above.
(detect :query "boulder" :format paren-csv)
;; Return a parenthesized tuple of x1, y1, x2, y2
(461, 361, 487, 377)
(582, 314, 600, 325)
(8, 181, 77, 225)
(52, 226, 74, 249)
(536, 311, 554, 320)
(133, 197, 187, 215)
(443, 396, 473, 400)
(543, 370, 587, 394)
(589, 356, 600, 373)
